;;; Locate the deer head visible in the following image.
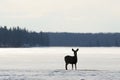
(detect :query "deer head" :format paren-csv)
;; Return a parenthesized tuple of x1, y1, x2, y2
(72, 48, 79, 56)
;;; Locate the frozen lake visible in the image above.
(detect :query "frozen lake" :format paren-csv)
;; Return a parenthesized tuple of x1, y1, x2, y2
(0, 47, 120, 80)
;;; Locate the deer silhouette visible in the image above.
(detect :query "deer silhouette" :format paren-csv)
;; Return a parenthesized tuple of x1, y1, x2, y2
(64, 48, 79, 70)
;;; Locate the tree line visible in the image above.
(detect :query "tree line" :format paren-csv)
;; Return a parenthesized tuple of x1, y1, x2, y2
(49, 32, 120, 47)
(0, 26, 120, 47)
(0, 26, 49, 47)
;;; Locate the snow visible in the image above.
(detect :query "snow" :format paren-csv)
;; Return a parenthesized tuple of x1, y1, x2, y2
(0, 69, 120, 80)
(0, 47, 120, 80)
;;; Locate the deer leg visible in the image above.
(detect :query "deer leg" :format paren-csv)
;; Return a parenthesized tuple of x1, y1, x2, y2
(65, 63, 68, 70)
(75, 64, 77, 70)
(72, 64, 73, 70)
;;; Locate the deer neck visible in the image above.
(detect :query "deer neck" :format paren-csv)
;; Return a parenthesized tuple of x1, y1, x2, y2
(74, 54, 77, 58)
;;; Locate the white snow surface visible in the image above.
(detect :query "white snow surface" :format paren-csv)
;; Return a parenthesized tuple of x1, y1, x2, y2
(0, 69, 120, 80)
(0, 47, 120, 80)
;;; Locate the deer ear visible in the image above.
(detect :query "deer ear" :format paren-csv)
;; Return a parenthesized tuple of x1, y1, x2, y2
(72, 49, 75, 52)
(76, 48, 79, 52)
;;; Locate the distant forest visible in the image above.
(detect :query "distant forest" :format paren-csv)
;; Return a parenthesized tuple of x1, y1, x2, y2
(49, 33, 120, 47)
(0, 26, 120, 47)
(0, 26, 49, 47)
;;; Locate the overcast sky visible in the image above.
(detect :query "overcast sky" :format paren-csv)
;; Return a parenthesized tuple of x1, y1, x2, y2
(0, 0, 120, 33)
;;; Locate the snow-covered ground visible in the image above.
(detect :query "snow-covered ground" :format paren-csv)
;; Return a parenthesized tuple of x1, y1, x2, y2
(0, 69, 120, 80)
(0, 47, 120, 80)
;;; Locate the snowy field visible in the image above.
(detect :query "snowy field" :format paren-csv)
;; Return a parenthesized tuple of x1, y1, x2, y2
(0, 69, 120, 80)
(0, 47, 120, 80)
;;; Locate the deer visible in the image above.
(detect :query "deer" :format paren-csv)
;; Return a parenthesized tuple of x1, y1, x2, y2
(64, 48, 79, 70)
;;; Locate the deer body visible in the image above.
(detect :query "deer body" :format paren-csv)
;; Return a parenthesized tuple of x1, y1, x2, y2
(64, 49, 79, 70)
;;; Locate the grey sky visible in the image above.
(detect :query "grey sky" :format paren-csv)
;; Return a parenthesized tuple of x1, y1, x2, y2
(0, 0, 120, 32)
